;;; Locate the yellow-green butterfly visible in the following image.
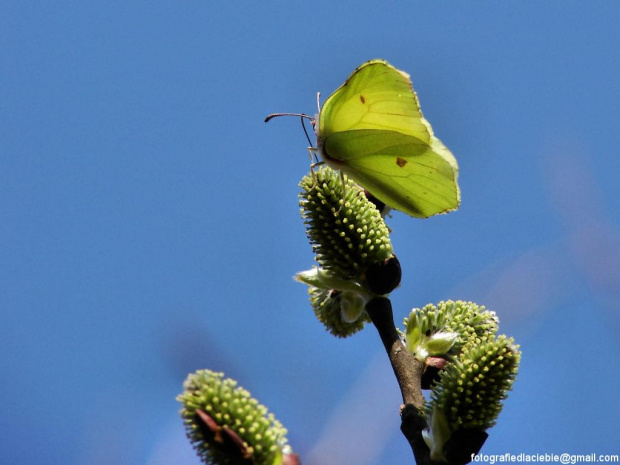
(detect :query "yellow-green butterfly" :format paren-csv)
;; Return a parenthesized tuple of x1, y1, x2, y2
(267, 59, 460, 218)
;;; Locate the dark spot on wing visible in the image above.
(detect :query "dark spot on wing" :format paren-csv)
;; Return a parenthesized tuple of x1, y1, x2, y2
(360, 95, 366, 104)
(396, 157, 407, 167)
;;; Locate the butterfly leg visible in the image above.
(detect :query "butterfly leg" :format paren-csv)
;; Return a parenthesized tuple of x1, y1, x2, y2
(308, 147, 324, 186)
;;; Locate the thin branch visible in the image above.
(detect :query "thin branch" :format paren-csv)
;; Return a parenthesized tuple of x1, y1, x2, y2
(365, 297, 431, 465)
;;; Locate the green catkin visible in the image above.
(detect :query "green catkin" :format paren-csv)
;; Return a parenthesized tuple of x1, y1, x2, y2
(178, 370, 291, 465)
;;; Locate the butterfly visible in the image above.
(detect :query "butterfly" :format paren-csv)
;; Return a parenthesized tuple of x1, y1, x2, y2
(267, 59, 460, 218)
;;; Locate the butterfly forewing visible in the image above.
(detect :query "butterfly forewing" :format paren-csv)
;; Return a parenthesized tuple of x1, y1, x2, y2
(318, 60, 432, 144)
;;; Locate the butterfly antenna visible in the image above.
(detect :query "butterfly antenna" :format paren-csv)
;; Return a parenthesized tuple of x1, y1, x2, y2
(300, 116, 313, 148)
(264, 112, 314, 123)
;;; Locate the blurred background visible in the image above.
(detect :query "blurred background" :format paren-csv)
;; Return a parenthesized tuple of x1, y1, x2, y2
(2, 2, 619, 464)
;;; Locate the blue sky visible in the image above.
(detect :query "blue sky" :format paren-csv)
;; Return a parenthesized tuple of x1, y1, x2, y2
(2, 2, 619, 464)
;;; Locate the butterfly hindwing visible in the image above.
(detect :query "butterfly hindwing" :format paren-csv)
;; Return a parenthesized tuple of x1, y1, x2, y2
(324, 130, 460, 218)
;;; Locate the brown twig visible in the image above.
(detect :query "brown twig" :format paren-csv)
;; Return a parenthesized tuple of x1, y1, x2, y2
(365, 296, 431, 465)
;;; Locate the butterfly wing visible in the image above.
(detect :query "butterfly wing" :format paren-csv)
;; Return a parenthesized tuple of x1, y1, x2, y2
(318, 60, 432, 143)
(317, 59, 460, 218)
(323, 129, 460, 218)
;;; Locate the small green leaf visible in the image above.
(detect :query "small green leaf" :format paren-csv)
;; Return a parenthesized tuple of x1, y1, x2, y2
(425, 331, 458, 356)
(307, 287, 371, 337)
(422, 406, 452, 462)
(339, 290, 368, 323)
(294, 267, 366, 294)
